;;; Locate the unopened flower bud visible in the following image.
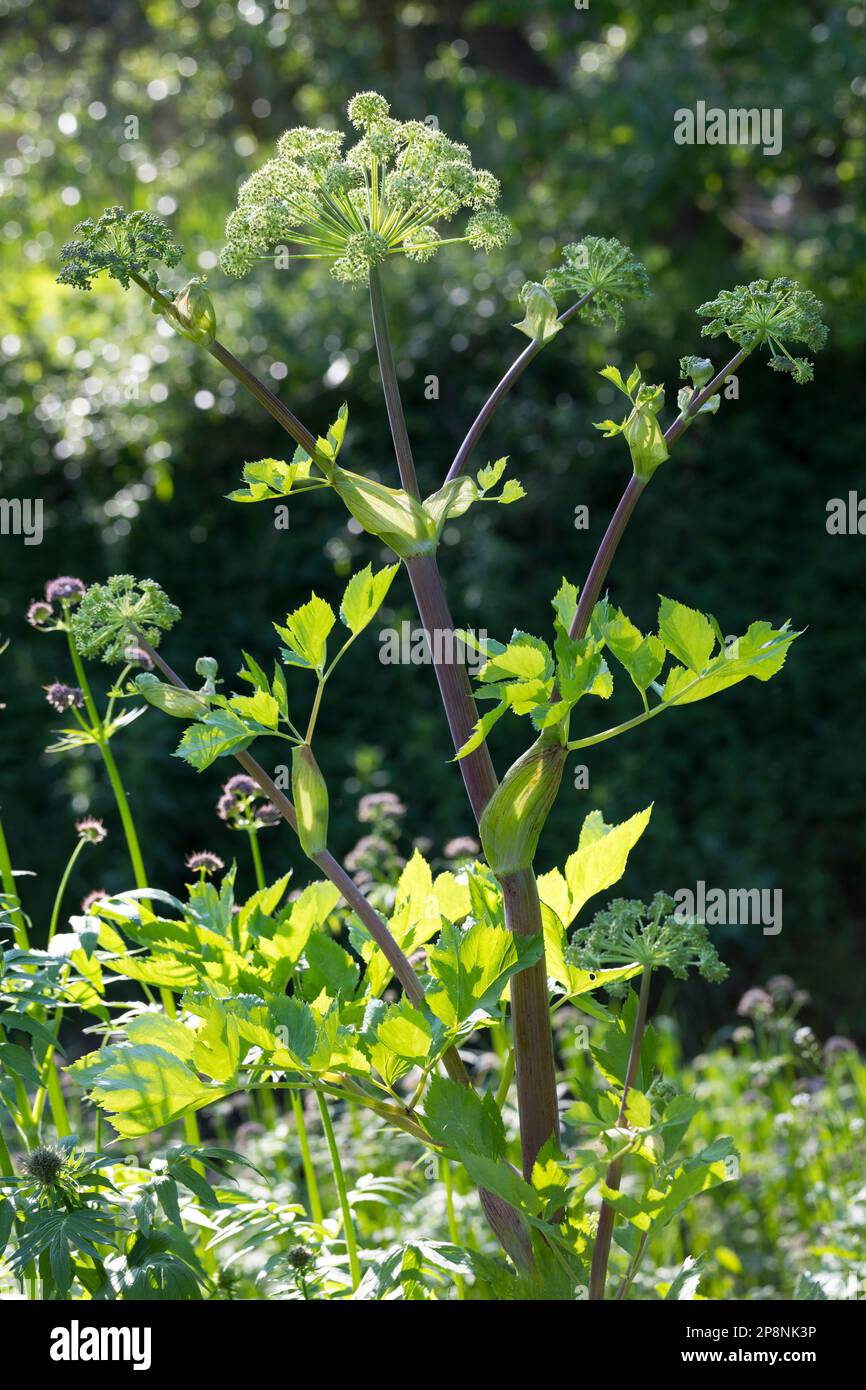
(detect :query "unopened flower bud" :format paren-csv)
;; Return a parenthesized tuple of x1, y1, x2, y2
(164, 278, 216, 345)
(292, 743, 329, 857)
(480, 735, 568, 877)
(513, 282, 562, 344)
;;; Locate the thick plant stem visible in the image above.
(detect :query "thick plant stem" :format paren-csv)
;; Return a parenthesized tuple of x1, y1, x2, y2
(588, 965, 653, 1300)
(368, 268, 421, 498)
(0, 813, 29, 948)
(403, 553, 497, 822)
(501, 869, 560, 1175)
(137, 637, 534, 1272)
(570, 476, 646, 641)
(316, 1089, 362, 1292)
(368, 268, 559, 1193)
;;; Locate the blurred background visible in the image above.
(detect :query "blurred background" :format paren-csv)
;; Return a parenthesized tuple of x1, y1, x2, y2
(0, 0, 863, 1043)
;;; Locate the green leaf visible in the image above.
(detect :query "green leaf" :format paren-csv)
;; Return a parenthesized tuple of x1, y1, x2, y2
(174, 709, 255, 771)
(551, 578, 579, 635)
(423, 1076, 506, 1159)
(479, 633, 553, 683)
(537, 805, 653, 929)
(592, 604, 665, 694)
(229, 689, 280, 730)
(454, 701, 508, 760)
(302, 932, 359, 1002)
(662, 1254, 704, 1301)
(658, 596, 716, 673)
(275, 593, 336, 671)
(426, 920, 543, 1028)
(340, 563, 399, 636)
(370, 1002, 434, 1086)
(662, 620, 800, 705)
(476, 457, 507, 491)
(70, 1043, 229, 1138)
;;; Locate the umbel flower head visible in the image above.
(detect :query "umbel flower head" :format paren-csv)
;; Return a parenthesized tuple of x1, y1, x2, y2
(220, 90, 512, 285)
(70, 574, 180, 664)
(567, 892, 729, 987)
(542, 236, 650, 329)
(57, 205, 183, 292)
(697, 277, 828, 384)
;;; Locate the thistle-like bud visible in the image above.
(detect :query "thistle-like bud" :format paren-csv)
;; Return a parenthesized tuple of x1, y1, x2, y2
(164, 278, 217, 345)
(480, 735, 568, 877)
(622, 387, 669, 482)
(292, 743, 329, 857)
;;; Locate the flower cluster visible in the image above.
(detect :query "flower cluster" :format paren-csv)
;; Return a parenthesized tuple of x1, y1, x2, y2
(20, 1143, 82, 1206)
(567, 893, 729, 985)
(220, 91, 511, 285)
(216, 773, 281, 831)
(542, 236, 650, 329)
(76, 816, 107, 844)
(70, 574, 180, 664)
(26, 577, 87, 633)
(44, 682, 84, 714)
(185, 849, 225, 878)
(57, 205, 183, 292)
(697, 277, 828, 384)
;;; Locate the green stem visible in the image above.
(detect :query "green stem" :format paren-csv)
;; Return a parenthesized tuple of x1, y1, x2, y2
(247, 828, 266, 893)
(0, 813, 29, 948)
(495, 1048, 516, 1110)
(291, 1090, 323, 1224)
(47, 838, 86, 945)
(588, 965, 653, 1300)
(65, 620, 201, 1153)
(316, 1089, 361, 1292)
(0, 1121, 13, 1176)
(440, 1157, 466, 1300)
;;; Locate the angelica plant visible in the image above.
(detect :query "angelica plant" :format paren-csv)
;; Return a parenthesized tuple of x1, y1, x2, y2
(52, 89, 829, 1298)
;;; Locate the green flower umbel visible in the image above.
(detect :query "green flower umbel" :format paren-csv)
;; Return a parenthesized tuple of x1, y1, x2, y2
(567, 893, 729, 987)
(220, 90, 512, 285)
(697, 277, 828, 384)
(71, 574, 180, 664)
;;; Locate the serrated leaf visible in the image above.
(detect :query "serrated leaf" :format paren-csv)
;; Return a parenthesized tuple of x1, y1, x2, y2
(340, 563, 399, 636)
(274, 593, 336, 671)
(658, 596, 716, 673)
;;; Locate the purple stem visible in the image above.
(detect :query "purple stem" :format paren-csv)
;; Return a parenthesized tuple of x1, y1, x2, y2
(445, 291, 595, 483)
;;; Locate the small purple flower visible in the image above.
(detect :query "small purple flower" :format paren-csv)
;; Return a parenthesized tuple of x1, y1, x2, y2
(444, 835, 480, 860)
(185, 850, 225, 877)
(358, 791, 406, 823)
(76, 816, 107, 844)
(44, 576, 86, 604)
(44, 682, 84, 713)
(27, 600, 54, 629)
(224, 774, 258, 796)
(737, 987, 773, 1020)
(255, 801, 281, 827)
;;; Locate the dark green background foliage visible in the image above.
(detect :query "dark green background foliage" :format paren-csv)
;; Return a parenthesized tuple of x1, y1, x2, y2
(0, 0, 863, 1037)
